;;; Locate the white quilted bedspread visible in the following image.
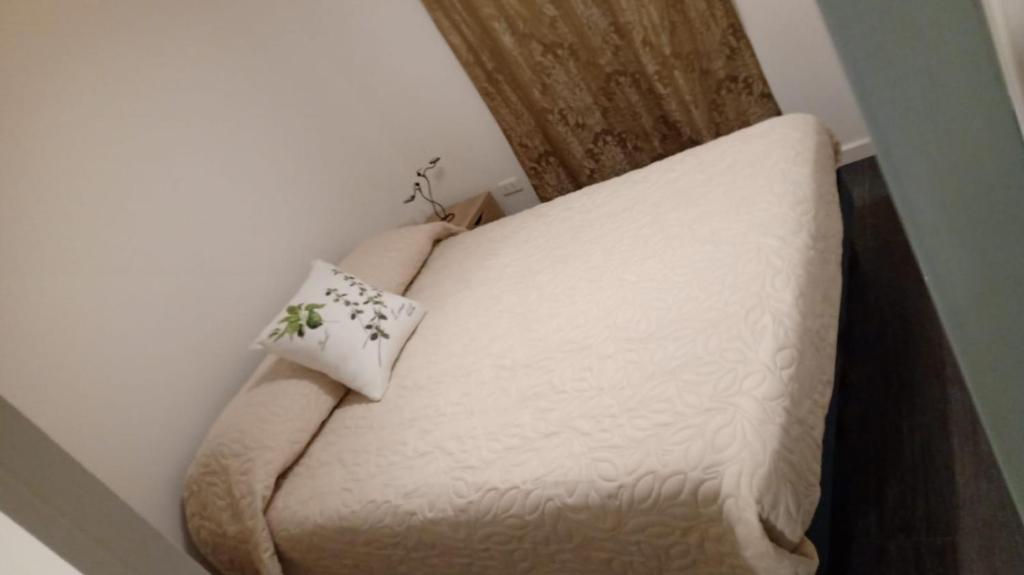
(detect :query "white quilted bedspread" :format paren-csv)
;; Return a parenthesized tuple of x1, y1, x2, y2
(265, 115, 843, 574)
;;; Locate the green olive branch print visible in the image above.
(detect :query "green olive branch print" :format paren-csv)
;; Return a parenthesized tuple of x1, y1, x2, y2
(268, 303, 329, 349)
(266, 270, 402, 363)
(329, 268, 391, 366)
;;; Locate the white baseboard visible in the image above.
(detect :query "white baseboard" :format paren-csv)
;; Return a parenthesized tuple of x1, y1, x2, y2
(839, 137, 875, 165)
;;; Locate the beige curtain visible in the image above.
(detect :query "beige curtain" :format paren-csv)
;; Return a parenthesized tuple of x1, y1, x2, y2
(423, 0, 780, 201)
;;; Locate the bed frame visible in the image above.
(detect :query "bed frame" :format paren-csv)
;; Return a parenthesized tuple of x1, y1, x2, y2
(806, 173, 855, 574)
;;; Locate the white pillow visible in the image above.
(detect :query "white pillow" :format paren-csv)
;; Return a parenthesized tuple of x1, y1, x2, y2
(253, 260, 425, 401)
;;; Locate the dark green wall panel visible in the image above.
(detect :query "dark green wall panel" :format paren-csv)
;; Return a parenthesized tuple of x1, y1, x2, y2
(817, 0, 1024, 517)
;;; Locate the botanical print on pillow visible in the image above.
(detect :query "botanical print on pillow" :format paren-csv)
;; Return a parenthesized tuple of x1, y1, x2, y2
(326, 269, 418, 366)
(254, 260, 426, 400)
(262, 265, 418, 366)
(269, 303, 328, 348)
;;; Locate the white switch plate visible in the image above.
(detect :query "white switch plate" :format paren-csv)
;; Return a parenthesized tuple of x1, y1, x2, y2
(496, 177, 524, 197)
(491, 176, 539, 215)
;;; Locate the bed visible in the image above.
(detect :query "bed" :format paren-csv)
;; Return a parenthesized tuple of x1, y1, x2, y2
(185, 114, 844, 575)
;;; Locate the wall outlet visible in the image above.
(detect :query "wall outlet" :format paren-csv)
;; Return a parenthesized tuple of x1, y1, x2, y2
(496, 177, 525, 197)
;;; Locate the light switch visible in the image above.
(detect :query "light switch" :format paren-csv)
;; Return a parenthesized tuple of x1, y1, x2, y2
(497, 177, 524, 197)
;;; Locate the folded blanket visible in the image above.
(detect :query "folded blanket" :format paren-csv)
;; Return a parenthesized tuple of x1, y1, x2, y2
(184, 222, 461, 575)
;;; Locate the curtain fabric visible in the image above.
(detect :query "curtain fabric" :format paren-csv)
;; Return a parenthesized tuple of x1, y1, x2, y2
(423, 0, 780, 201)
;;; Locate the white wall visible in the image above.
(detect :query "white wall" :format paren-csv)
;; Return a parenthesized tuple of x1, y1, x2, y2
(0, 0, 537, 546)
(734, 0, 873, 164)
(981, 0, 1024, 137)
(0, 512, 83, 575)
(0, 0, 869, 550)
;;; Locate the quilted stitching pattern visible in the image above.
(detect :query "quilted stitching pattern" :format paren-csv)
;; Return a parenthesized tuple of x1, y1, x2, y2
(265, 115, 843, 575)
(185, 224, 461, 574)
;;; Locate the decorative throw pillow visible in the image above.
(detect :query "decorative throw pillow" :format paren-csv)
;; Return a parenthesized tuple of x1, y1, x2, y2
(253, 260, 425, 401)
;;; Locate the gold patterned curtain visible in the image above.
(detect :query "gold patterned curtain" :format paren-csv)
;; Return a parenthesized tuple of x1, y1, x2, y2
(423, 0, 780, 201)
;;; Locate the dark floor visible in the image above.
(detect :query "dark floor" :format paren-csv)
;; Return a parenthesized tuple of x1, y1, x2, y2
(828, 158, 1024, 574)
